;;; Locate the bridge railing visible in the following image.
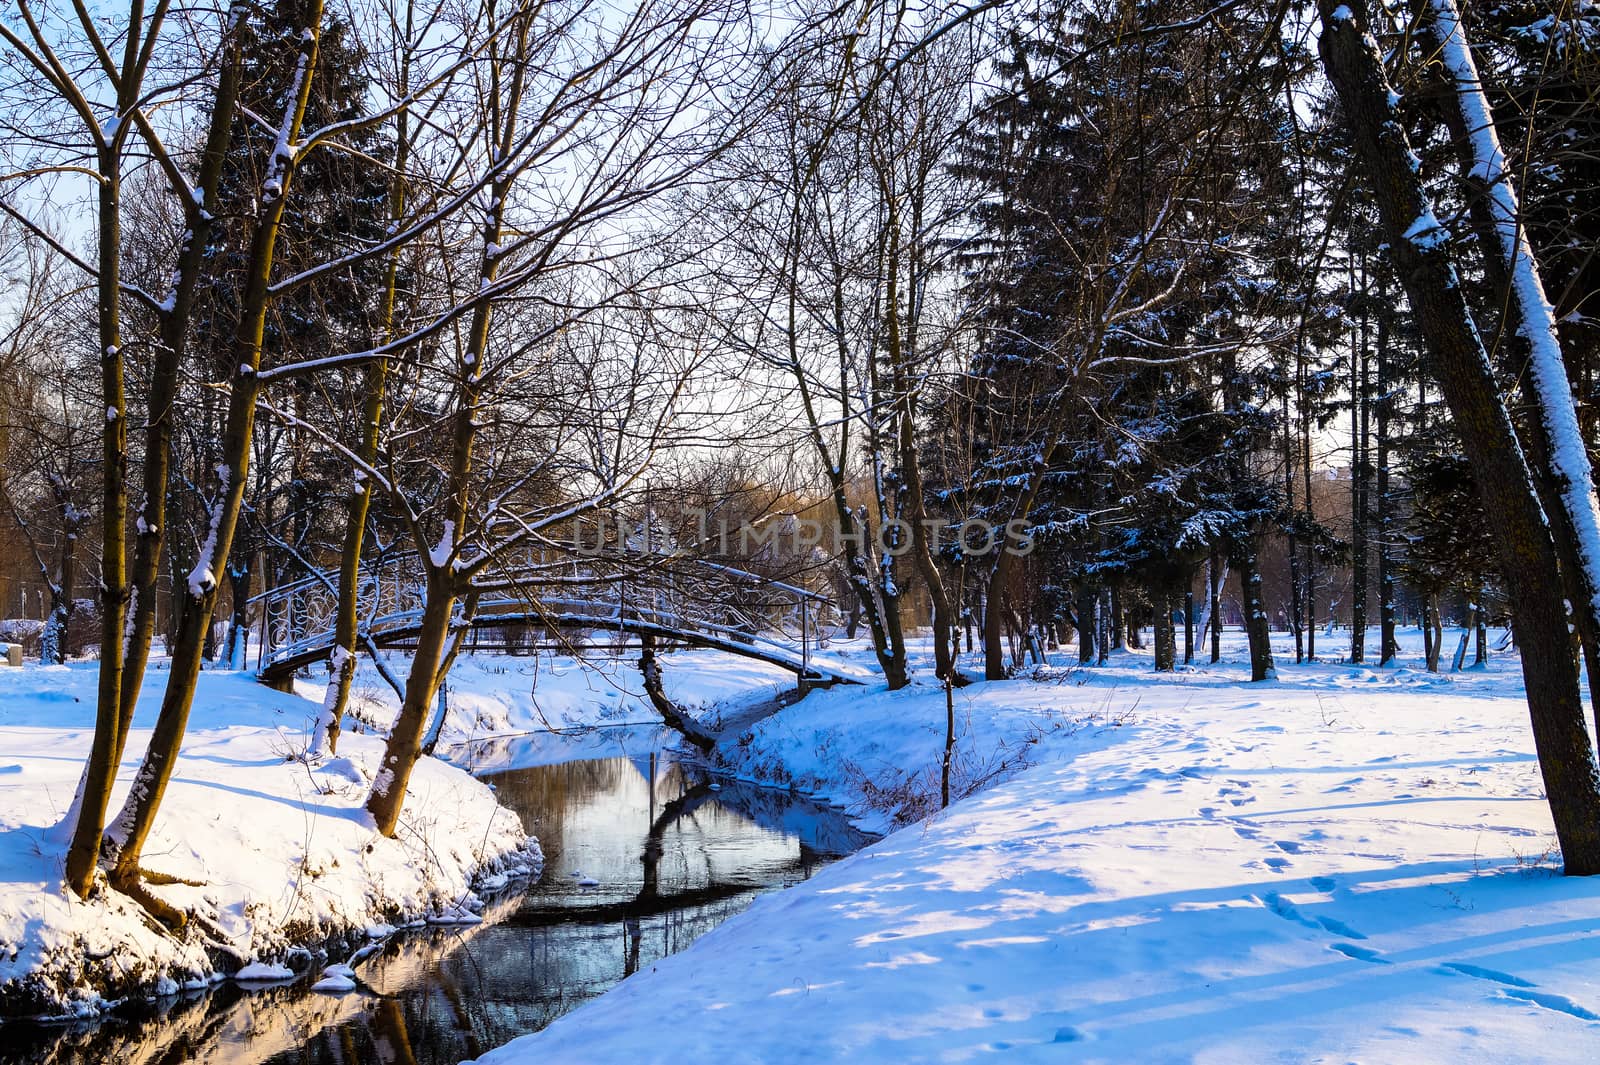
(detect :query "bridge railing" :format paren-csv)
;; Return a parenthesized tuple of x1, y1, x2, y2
(253, 547, 846, 681)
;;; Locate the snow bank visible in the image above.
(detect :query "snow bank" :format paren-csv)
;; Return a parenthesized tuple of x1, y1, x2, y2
(299, 648, 798, 746)
(0, 664, 539, 1019)
(471, 631, 1600, 1064)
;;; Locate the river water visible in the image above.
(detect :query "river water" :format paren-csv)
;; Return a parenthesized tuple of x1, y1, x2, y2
(5, 724, 873, 1065)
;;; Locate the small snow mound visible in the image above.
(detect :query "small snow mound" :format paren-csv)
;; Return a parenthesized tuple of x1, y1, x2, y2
(317, 756, 366, 784)
(311, 974, 358, 993)
(233, 961, 295, 982)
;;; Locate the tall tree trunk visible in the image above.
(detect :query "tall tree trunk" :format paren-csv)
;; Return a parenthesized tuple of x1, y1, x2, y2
(1183, 588, 1194, 665)
(1350, 249, 1370, 663)
(1425, 1, 1600, 739)
(1152, 582, 1176, 672)
(105, 11, 326, 905)
(37, 483, 82, 665)
(1209, 550, 1222, 663)
(1303, 372, 1318, 662)
(1422, 593, 1437, 670)
(1376, 276, 1399, 665)
(1076, 580, 1095, 665)
(984, 556, 1009, 679)
(63, 140, 129, 898)
(1318, 0, 1600, 874)
(1475, 594, 1489, 668)
(1285, 377, 1304, 663)
(316, 94, 412, 756)
(1233, 532, 1275, 682)
(367, 16, 527, 830)
(120, 36, 244, 739)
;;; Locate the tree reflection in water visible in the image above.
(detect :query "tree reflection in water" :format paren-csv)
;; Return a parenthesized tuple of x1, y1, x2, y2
(3, 743, 873, 1065)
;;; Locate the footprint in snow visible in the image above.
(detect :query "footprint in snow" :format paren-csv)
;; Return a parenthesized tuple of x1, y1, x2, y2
(1331, 942, 1388, 964)
(1499, 988, 1600, 1021)
(1273, 840, 1304, 854)
(1257, 892, 1319, 930)
(1315, 915, 1365, 940)
(1435, 960, 1600, 1021)
(1438, 962, 1533, 988)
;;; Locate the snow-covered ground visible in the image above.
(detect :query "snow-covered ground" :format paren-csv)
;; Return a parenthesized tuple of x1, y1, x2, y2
(474, 629, 1600, 1064)
(0, 663, 538, 1018)
(298, 647, 801, 746)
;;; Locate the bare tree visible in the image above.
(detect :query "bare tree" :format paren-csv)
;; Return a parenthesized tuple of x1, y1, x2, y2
(362, 0, 760, 835)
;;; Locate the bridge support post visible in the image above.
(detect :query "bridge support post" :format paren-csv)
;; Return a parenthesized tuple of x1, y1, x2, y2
(261, 671, 297, 694)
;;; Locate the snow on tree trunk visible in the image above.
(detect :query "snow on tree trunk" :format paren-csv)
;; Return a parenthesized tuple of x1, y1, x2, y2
(1426, 0, 1600, 737)
(1317, 0, 1600, 874)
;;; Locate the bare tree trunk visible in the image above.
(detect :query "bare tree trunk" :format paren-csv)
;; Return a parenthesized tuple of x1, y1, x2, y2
(119, 31, 244, 765)
(1183, 588, 1194, 665)
(368, 9, 528, 831)
(1285, 379, 1304, 664)
(1350, 249, 1370, 663)
(1318, 0, 1600, 874)
(1475, 595, 1489, 668)
(1152, 582, 1176, 672)
(1234, 532, 1275, 682)
(317, 75, 413, 756)
(1303, 393, 1318, 662)
(981, 549, 1015, 679)
(64, 128, 130, 900)
(106, 10, 326, 907)
(1424, 1, 1600, 739)
(639, 632, 715, 751)
(1209, 550, 1222, 663)
(1376, 276, 1398, 665)
(1076, 580, 1095, 665)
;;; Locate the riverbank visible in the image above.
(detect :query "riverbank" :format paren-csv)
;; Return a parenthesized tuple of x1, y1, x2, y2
(0, 664, 538, 1019)
(302, 647, 803, 745)
(474, 631, 1600, 1064)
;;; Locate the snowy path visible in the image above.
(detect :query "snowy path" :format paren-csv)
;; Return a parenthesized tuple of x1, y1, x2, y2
(474, 642, 1600, 1063)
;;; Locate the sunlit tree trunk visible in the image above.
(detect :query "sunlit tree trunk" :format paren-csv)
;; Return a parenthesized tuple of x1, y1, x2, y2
(106, 9, 326, 910)
(1318, 0, 1600, 874)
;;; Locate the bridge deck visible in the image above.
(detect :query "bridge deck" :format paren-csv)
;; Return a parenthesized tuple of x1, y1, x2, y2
(257, 607, 870, 688)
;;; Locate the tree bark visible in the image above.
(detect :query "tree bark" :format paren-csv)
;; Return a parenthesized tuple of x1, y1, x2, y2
(1233, 531, 1275, 682)
(1152, 582, 1176, 672)
(317, 90, 412, 756)
(1424, 1, 1600, 739)
(1077, 580, 1095, 665)
(1376, 275, 1399, 665)
(119, 35, 244, 759)
(106, 10, 326, 903)
(1350, 249, 1370, 663)
(1209, 550, 1222, 663)
(1318, 0, 1600, 874)
(64, 138, 130, 898)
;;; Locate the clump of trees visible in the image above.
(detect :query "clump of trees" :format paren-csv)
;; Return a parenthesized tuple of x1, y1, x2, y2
(3, 0, 1600, 924)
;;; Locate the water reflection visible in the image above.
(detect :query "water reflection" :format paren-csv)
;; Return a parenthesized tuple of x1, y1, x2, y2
(3, 740, 873, 1065)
